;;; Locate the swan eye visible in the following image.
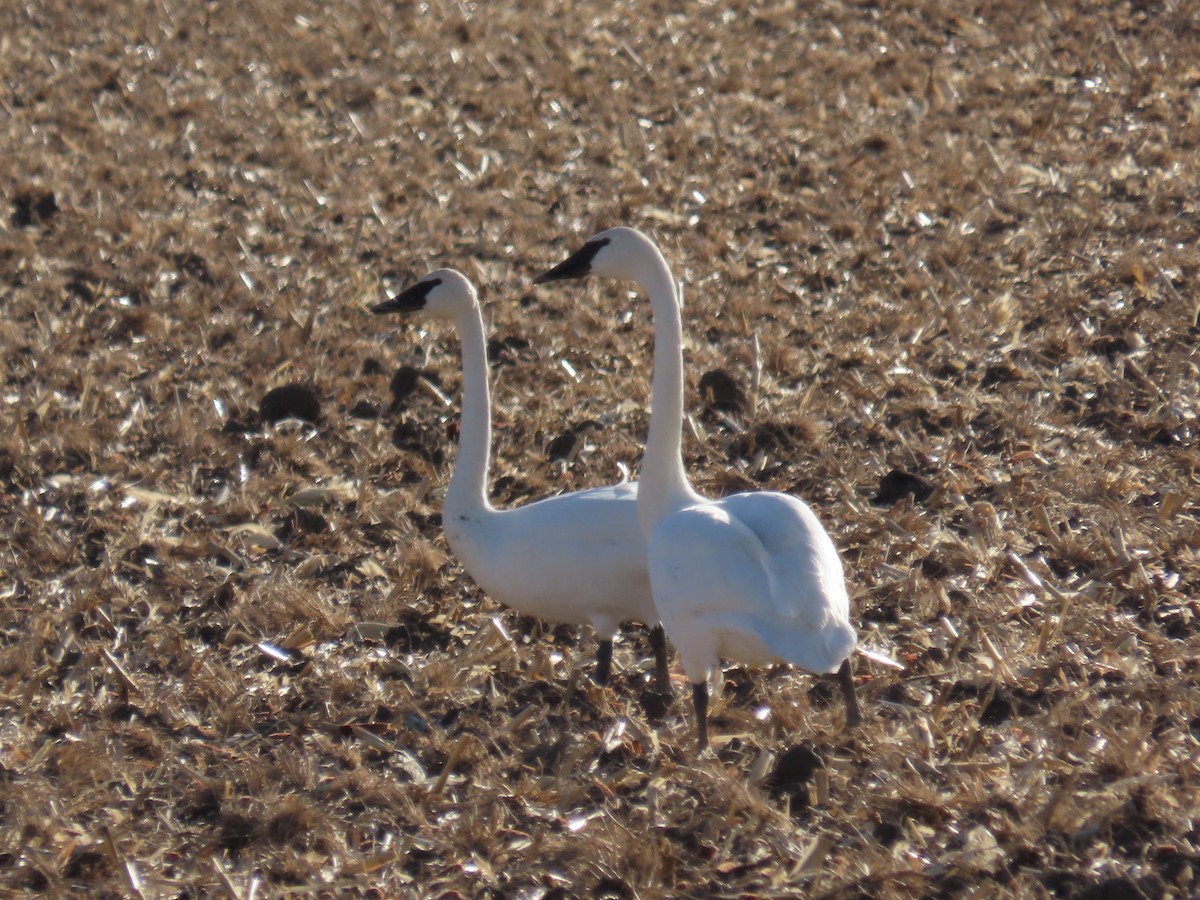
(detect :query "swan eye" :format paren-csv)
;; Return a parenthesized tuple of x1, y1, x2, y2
(372, 277, 442, 315)
(534, 237, 610, 284)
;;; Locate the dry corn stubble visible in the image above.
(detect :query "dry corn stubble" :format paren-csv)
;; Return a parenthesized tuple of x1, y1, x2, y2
(2, 0, 1199, 895)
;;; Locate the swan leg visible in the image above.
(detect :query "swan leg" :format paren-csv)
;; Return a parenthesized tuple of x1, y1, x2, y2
(594, 639, 614, 686)
(649, 624, 672, 694)
(837, 658, 862, 727)
(692, 681, 709, 751)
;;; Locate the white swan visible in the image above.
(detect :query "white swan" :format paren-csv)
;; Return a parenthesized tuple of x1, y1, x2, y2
(372, 269, 670, 691)
(535, 229, 860, 749)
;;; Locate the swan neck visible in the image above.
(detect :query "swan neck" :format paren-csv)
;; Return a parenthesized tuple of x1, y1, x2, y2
(444, 307, 494, 517)
(637, 248, 700, 535)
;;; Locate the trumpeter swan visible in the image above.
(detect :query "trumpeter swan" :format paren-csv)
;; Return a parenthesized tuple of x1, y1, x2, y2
(535, 230, 860, 749)
(372, 269, 670, 691)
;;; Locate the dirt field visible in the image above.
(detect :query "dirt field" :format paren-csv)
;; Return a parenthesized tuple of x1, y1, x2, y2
(3, 0, 1199, 895)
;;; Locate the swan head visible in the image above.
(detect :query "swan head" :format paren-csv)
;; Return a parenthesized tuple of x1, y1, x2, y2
(534, 226, 662, 285)
(372, 268, 476, 319)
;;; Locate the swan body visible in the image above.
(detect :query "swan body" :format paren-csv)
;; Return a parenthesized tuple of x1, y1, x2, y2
(649, 494, 857, 680)
(535, 228, 859, 748)
(372, 269, 669, 689)
(442, 479, 643, 641)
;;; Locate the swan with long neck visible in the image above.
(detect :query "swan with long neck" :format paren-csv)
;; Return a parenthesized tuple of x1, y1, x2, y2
(535, 229, 860, 749)
(372, 269, 670, 691)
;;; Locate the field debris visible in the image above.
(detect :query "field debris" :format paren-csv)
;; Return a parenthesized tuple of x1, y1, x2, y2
(2, 0, 1198, 895)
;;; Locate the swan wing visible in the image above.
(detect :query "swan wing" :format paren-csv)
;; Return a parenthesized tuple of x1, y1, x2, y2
(649, 503, 776, 622)
(716, 491, 851, 623)
(451, 481, 654, 634)
(648, 500, 854, 673)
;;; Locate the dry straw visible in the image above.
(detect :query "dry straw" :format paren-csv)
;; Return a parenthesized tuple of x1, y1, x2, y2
(1, 0, 1197, 895)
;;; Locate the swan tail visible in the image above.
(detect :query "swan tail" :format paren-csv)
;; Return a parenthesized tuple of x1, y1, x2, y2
(759, 618, 857, 675)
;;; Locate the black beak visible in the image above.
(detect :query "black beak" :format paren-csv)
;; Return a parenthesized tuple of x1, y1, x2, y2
(371, 277, 441, 315)
(533, 237, 610, 284)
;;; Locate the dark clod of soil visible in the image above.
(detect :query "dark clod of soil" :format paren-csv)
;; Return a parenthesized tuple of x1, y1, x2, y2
(63, 848, 109, 882)
(181, 781, 224, 823)
(385, 611, 456, 654)
(207, 579, 237, 610)
(698, 369, 746, 413)
(172, 251, 215, 286)
(807, 677, 837, 709)
(217, 812, 260, 855)
(259, 383, 321, 425)
(766, 742, 824, 806)
(978, 685, 1053, 726)
(390, 420, 444, 464)
(348, 399, 381, 419)
(389, 365, 425, 407)
(276, 508, 330, 539)
(874, 468, 934, 506)
(728, 420, 816, 460)
(545, 430, 578, 462)
(487, 334, 531, 366)
(1073, 878, 1153, 900)
(980, 690, 1016, 726)
(593, 876, 635, 900)
(0, 448, 16, 484)
(11, 189, 59, 228)
(638, 689, 673, 722)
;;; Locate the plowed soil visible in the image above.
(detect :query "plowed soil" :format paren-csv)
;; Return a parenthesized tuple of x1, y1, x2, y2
(2, 1, 1198, 896)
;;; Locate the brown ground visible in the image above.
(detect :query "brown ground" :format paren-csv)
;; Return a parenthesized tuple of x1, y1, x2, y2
(3, 0, 1199, 896)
